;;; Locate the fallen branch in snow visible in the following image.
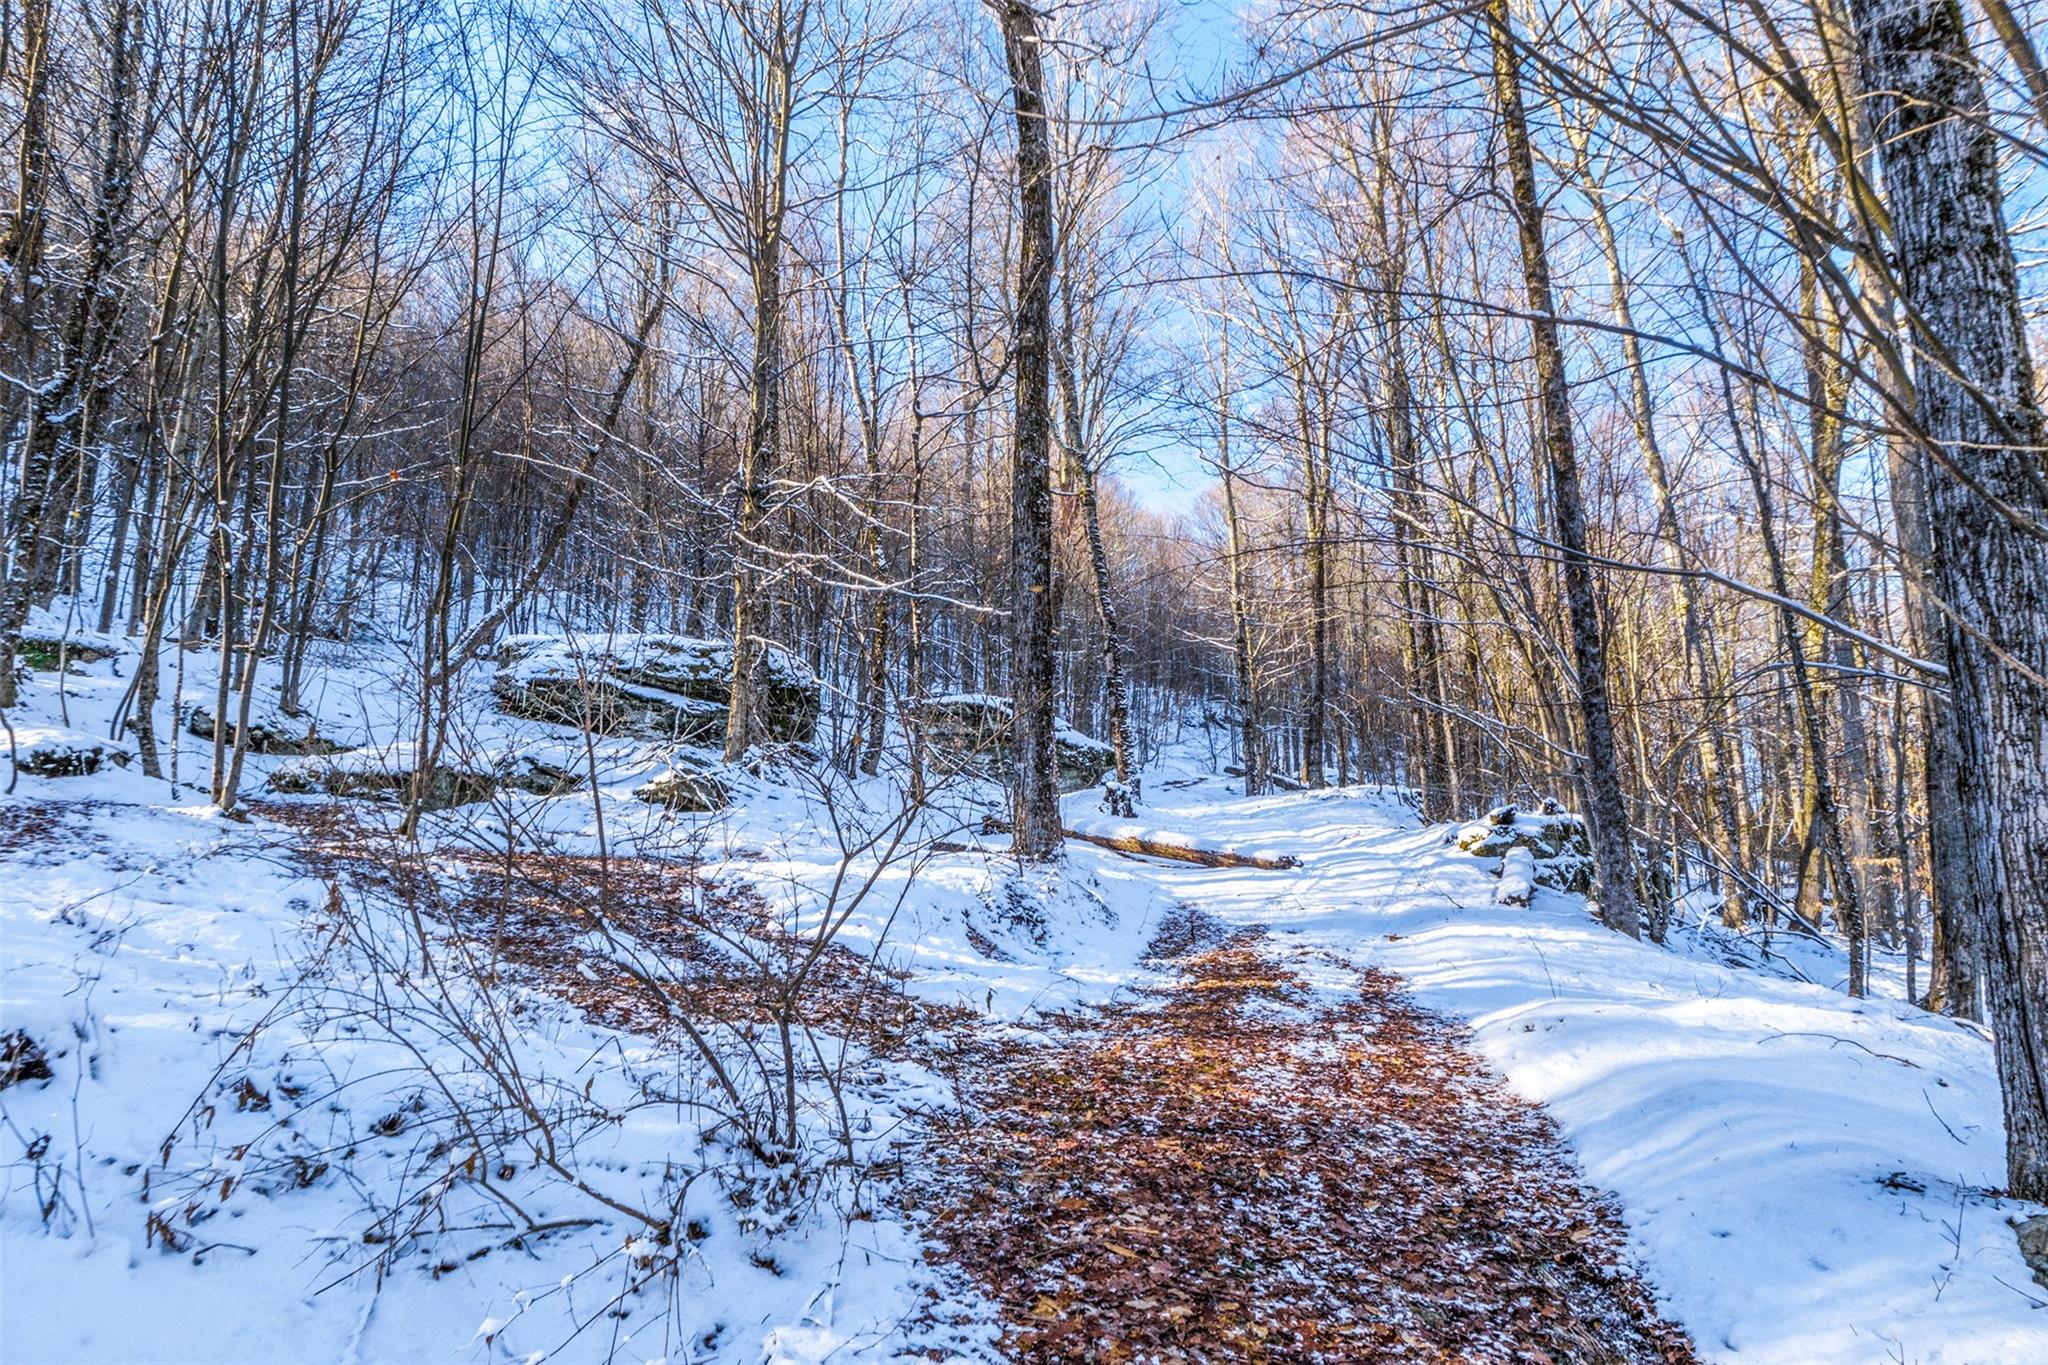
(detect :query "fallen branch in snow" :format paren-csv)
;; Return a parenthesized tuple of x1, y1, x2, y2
(1924, 1090, 1970, 1144)
(1223, 764, 1305, 791)
(1064, 828, 1301, 870)
(1758, 1032, 1921, 1068)
(973, 819, 1300, 870)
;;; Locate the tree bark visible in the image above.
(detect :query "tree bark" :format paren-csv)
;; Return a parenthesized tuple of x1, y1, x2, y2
(1000, 0, 1062, 860)
(1055, 343, 1134, 791)
(1215, 320, 1268, 796)
(1846, 0, 2048, 1199)
(724, 14, 800, 763)
(1487, 0, 1641, 937)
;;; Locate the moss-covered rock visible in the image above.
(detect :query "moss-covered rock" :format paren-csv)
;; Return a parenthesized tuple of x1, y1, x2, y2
(17, 609, 122, 669)
(910, 693, 1115, 793)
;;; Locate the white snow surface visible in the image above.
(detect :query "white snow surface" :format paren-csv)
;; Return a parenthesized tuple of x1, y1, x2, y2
(1, 635, 1016, 1365)
(2, 634, 2043, 1363)
(1067, 766, 2047, 1363)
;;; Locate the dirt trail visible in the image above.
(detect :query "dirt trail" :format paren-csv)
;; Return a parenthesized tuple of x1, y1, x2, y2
(917, 910, 1696, 1364)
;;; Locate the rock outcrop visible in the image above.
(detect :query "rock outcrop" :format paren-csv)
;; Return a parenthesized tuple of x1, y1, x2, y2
(269, 745, 502, 810)
(492, 634, 820, 745)
(267, 736, 721, 812)
(2017, 1215, 2048, 1290)
(10, 725, 134, 777)
(185, 703, 348, 756)
(17, 608, 122, 670)
(633, 761, 732, 812)
(910, 693, 1115, 794)
(1457, 800, 1595, 895)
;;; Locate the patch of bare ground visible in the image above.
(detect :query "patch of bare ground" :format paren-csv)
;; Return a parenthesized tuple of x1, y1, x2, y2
(0, 797, 113, 864)
(915, 909, 1696, 1364)
(247, 799, 965, 1058)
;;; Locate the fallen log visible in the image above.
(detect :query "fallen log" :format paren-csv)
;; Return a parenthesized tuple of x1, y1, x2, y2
(1223, 765, 1306, 792)
(970, 819, 1300, 871)
(1068, 828, 1300, 870)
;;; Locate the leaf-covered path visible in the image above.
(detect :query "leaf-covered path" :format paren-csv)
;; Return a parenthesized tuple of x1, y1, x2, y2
(917, 909, 1696, 1363)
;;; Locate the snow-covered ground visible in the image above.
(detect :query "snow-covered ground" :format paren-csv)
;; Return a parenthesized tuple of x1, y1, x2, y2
(0, 639, 1016, 1363)
(3, 629, 2044, 1362)
(1068, 770, 2048, 1363)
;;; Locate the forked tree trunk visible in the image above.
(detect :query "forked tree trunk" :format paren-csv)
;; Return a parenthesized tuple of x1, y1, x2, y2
(1846, 0, 2048, 1200)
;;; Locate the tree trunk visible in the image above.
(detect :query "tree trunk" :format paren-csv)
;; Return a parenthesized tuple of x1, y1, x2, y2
(725, 39, 797, 764)
(1572, 132, 1746, 921)
(1487, 0, 1641, 937)
(1846, 0, 2048, 1199)
(1216, 322, 1267, 796)
(1055, 343, 1134, 791)
(1892, 437, 1980, 1014)
(999, 0, 1062, 860)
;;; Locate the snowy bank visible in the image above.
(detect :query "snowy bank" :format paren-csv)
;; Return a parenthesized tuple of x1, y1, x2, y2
(1066, 775, 2047, 1363)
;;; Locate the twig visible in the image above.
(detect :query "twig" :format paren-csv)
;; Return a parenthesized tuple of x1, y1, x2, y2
(1756, 1032, 1920, 1067)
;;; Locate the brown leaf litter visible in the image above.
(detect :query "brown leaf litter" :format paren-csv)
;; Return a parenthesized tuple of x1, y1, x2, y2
(912, 908, 1697, 1364)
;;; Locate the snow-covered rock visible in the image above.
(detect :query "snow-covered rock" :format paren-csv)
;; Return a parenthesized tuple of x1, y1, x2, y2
(266, 733, 677, 807)
(633, 760, 732, 811)
(493, 632, 820, 744)
(16, 606, 123, 668)
(1456, 799, 1593, 894)
(1495, 845, 1537, 906)
(269, 743, 500, 808)
(9, 723, 134, 777)
(184, 701, 349, 755)
(910, 693, 1115, 793)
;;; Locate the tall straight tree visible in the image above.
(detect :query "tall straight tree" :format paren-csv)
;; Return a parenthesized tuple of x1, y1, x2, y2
(1485, 0, 1641, 938)
(998, 0, 1062, 860)
(1845, 0, 2048, 1200)
(563, 0, 814, 762)
(723, 0, 807, 761)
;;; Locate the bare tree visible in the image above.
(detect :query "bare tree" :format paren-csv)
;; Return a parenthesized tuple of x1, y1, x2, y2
(1487, 0, 1641, 937)
(997, 0, 1062, 859)
(1845, 0, 2048, 1199)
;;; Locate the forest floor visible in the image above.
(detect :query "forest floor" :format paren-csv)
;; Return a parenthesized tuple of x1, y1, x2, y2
(4, 639, 2044, 1362)
(1007, 776, 2048, 1363)
(241, 800, 1695, 1360)
(915, 909, 1694, 1363)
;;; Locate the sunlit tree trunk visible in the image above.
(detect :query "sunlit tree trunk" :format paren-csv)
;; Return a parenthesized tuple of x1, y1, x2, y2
(1847, 0, 2048, 1199)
